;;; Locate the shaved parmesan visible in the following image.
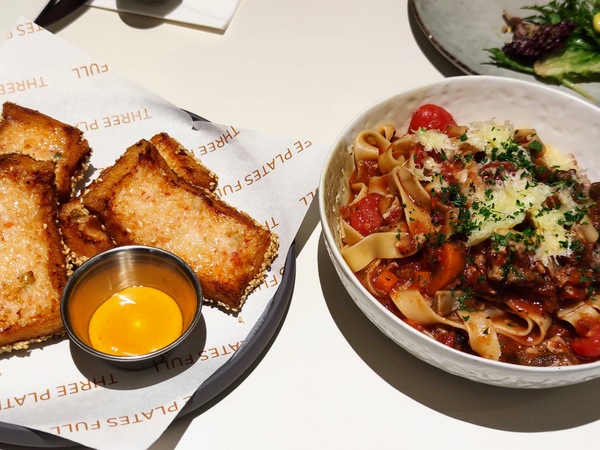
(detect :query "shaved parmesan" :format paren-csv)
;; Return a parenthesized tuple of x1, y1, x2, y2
(542, 144, 577, 171)
(413, 128, 456, 152)
(466, 121, 514, 153)
(467, 174, 553, 246)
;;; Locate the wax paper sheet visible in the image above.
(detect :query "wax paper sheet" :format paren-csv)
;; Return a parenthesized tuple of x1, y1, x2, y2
(0, 18, 326, 449)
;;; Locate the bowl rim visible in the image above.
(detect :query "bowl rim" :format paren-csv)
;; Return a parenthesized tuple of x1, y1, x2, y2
(318, 75, 600, 376)
(60, 244, 203, 363)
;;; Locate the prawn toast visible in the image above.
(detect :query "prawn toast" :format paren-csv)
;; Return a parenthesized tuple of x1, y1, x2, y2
(0, 154, 67, 353)
(82, 139, 278, 311)
(59, 133, 218, 263)
(0, 102, 92, 202)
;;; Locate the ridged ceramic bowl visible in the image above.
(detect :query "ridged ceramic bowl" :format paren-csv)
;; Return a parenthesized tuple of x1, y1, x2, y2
(319, 75, 600, 388)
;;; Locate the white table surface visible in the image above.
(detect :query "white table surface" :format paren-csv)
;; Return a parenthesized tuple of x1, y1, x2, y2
(2, 1, 600, 449)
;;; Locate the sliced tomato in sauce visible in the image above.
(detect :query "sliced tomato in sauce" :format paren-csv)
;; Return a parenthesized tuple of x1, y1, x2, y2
(408, 104, 457, 133)
(341, 193, 383, 236)
(570, 326, 600, 359)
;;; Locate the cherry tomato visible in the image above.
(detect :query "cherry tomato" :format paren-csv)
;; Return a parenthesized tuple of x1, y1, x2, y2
(570, 326, 600, 359)
(408, 104, 457, 133)
(341, 193, 383, 236)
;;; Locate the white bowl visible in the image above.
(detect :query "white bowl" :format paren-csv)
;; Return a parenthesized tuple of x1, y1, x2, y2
(319, 75, 600, 388)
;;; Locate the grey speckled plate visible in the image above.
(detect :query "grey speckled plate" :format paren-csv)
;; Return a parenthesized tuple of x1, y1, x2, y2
(409, 0, 600, 103)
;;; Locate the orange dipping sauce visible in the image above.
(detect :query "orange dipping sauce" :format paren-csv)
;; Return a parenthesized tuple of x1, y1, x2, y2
(88, 286, 183, 356)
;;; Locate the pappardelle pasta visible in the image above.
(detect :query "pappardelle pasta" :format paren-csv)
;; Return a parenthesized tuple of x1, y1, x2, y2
(340, 104, 600, 366)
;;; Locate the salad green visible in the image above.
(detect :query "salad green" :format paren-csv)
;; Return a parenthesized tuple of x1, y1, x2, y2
(487, 0, 600, 100)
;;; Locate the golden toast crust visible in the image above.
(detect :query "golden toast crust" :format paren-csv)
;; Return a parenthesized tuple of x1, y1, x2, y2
(58, 198, 115, 265)
(0, 102, 92, 202)
(150, 132, 218, 191)
(0, 154, 67, 352)
(82, 140, 278, 310)
(59, 133, 218, 265)
(59, 134, 220, 266)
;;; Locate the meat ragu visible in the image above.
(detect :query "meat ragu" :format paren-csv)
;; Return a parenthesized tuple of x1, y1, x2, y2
(340, 104, 600, 366)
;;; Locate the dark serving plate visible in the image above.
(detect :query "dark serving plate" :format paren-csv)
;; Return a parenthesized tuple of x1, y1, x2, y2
(0, 244, 295, 448)
(0, 110, 296, 447)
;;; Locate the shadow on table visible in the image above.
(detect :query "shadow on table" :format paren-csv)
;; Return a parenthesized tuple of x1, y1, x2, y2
(316, 233, 600, 433)
(113, 0, 181, 30)
(111, 0, 225, 34)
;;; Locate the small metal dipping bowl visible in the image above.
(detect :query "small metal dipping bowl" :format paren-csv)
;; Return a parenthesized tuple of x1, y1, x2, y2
(61, 245, 203, 370)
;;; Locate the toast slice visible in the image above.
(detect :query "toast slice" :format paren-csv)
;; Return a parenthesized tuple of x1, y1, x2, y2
(59, 133, 218, 264)
(58, 198, 115, 266)
(82, 139, 278, 310)
(0, 102, 92, 202)
(150, 132, 218, 191)
(0, 154, 67, 353)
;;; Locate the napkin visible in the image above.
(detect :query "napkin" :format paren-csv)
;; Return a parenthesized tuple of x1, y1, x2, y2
(0, 17, 327, 450)
(89, 0, 241, 30)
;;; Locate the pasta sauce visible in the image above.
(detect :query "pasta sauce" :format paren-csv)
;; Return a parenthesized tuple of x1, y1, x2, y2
(340, 104, 600, 366)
